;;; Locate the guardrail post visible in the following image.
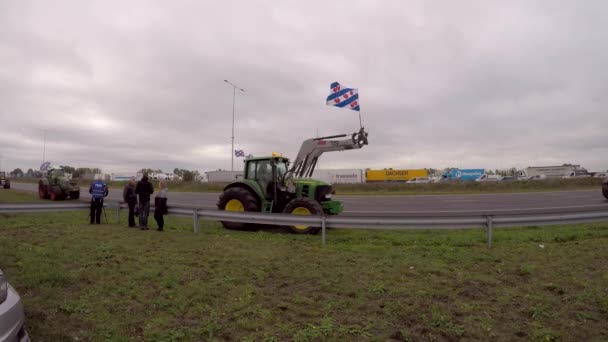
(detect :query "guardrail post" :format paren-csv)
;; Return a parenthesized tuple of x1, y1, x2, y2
(116, 202, 121, 224)
(193, 209, 199, 233)
(486, 216, 493, 249)
(321, 215, 326, 246)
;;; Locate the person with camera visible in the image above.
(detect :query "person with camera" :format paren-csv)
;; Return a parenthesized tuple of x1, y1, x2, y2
(122, 177, 138, 227)
(89, 175, 109, 224)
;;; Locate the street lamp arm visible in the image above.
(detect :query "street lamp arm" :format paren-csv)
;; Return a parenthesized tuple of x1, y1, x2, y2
(224, 79, 244, 92)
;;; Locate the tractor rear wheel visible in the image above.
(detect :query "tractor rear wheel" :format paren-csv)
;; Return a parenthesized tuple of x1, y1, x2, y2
(38, 182, 49, 199)
(217, 187, 260, 230)
(602, 181, 608, 200)
(282, 197, 324, 234)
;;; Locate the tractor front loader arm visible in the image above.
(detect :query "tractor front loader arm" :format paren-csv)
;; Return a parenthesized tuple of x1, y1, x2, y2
(286, 127, 369, 183)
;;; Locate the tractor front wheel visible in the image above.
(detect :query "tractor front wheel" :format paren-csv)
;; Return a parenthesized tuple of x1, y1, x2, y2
(282, 197, 324, 234)
(70, 191, 80, 200)
(217, 187, 260, 230)
(602, 181, 608, 200)
(49, 186, 63, 201)
(38, 182, 49, 199)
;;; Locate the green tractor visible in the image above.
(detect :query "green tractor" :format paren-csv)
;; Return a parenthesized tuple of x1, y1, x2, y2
(0, 172, 10, 189)
(38, 166, 80, 201)
(217, 128, 368, 234)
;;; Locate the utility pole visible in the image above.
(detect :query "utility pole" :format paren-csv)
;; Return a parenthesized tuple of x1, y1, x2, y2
(224, 80, 245, 171)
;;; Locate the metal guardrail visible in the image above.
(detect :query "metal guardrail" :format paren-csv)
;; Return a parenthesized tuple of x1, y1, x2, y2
(1, 202, 607, 249)
(0, 203, 91, 213)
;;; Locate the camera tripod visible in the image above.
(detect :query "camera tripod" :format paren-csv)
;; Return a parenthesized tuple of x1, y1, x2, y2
(87, 200, 108, 223)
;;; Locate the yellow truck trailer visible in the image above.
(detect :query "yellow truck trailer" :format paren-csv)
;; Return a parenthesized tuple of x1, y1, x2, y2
(366, 169, 428, 182)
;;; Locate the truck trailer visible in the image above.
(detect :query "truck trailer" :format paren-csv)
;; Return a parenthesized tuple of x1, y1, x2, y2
(206, 171, 244, 183)
(366, 169, 428, 182)
(441, 169, 484, 181)
(311, 169, 365, 184)
(516, 165, 587, 179)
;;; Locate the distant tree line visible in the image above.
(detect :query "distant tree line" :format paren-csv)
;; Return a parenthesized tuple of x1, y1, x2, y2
(9, 166, 101, 178)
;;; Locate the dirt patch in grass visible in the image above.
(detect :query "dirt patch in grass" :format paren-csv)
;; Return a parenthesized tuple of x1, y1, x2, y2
(0, 212, 607, 341)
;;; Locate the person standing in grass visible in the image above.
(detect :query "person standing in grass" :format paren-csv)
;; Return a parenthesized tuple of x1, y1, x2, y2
(122, 177, 138, 228)
(154, 181, 168, 231)
(135, 173, 154, 230)
(88, 174, 109, 224)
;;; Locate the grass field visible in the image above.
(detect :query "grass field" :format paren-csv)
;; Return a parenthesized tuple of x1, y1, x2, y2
(0, 189, 45, 203)
(12, 176, 605, 195)
(0, 210, 607, 341)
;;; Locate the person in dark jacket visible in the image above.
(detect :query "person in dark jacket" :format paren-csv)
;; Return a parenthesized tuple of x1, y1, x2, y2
(122, 177, 138, 227)
(89, 175, 109, 224)
(135, 173, 154, 230)
(154, 181, 168, 231)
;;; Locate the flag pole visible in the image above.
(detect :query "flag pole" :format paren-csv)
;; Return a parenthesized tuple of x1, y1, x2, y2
(357, 88, 363, 129)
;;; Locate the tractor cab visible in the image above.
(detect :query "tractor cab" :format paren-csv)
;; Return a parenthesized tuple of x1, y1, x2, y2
(48, 169, 65, 185)
(0, 171, 10, 189)
(243, 154, 288, 200)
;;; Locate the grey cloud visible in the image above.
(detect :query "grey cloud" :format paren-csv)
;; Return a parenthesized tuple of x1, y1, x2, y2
(0, 0, 607, 175)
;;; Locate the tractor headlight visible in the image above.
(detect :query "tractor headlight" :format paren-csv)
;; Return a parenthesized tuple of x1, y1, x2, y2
(324, 193, 333, 199)
(0, 270, 8, 304)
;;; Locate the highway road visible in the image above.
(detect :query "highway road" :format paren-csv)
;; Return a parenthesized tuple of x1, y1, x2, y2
(9, 182, 608, 217)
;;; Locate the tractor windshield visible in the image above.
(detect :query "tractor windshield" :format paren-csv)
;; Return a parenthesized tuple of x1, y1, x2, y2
(275, 160, 288, 179)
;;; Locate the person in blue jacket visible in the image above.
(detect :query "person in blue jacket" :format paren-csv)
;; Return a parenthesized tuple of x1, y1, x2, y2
(89, 175, 109, 224)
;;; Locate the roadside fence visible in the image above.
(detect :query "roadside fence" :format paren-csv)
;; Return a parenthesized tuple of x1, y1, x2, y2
(1, 202, 608, 249)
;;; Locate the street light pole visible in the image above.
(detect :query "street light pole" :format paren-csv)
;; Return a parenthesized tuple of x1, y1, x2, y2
(42, 129, 47, 164)
(224, 80, 245, 171)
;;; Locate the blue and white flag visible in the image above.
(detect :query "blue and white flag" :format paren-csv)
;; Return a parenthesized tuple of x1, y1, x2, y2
(234, 149, 245, 157)
(326, 82, 360, 111)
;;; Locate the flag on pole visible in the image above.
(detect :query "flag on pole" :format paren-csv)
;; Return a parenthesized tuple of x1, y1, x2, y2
(234, 149, 245, 157)
(326, 82, 360, 111)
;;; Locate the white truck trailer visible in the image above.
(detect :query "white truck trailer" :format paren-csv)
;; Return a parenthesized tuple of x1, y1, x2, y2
(206, 171, 244, 183)
(311, 169, 365, 184)
(516, 165, 587, 179)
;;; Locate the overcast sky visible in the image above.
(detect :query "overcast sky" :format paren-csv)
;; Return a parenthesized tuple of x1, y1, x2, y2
(1, 0, 607, 175)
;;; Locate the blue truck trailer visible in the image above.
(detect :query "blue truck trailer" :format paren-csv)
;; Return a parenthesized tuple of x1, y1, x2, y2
(441, 168, 484, 181)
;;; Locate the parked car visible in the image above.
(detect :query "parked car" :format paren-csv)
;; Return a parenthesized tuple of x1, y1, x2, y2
(501, 176, 517, 182)
(592, 172, 608, 178)
(561, 171, 592, 179)
(429, 176, 442, 183)
(407, 177, 430, 184)
(475, 174, 503, 182)
(0, 268, 30, 341)
(529, 174, 547, 181)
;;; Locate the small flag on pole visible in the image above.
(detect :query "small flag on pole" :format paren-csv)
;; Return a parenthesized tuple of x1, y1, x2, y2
(326, 82, 360, 111)
(234, 149, 245, 157)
